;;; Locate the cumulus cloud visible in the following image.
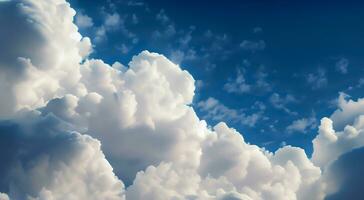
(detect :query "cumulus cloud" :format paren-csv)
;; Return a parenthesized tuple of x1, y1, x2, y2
(0, 112, 125, 200)
(312, 96, 364, 168)
(0, 193, 9, 200)
(1, 0, 364, 200)
(323, 147, 364, 200)
(286, 115, 317, 134)
(75, 12, 94, 28)
(329, 92, 364, 130)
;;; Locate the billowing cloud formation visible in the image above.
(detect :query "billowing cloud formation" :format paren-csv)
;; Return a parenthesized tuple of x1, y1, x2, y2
(1, 0, 364, 200)
(0, 112, 125, 200)
(0, 0, 91, 118)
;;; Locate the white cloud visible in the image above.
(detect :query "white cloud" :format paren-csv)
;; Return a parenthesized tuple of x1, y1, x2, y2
(240, 40, 265, 52)
(329, 92, 364, 130)
(224, 69, 251, 94)
(118, 43, 130, 54)
(335, 57, 349, 74)
(269, 93, 298, 115)
(306, 68, 328, 89)
(224, 67, 271, 95)
(312, 93, 364, 169)
(0, 193, 9, 200)
(75, 12, 93, 28)
(0, 112, 125, 200)
(170, 49, 196, 64)
(94, 11, 136, 43)
(0, 0, 90, 119)
(197, 97, 263, 127)
(358, 78, 364, 86)
(105, 13, 121, 28)
(1, 0, 364, 199)
(287, 116, 317, 133)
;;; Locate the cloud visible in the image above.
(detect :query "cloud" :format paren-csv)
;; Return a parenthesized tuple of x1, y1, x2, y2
(1, 0, 364, 199)
(269, 93, 298, 115)
(131, 14, 138, 24)
(156, 9, 170, 24)
(224, 69, 251, 94)
(224, 67, 271, 95)
(335, 57, 349, 74)
(105, 13, 121, 28)
(329, 92, 364, 130)
(0, 193, 9, 200)
(312, 95, 364, 168)
(94, 10, 136, 43)
(0, 112, 125, 200)
(240, 40, 265, 52)
(197, 97, 263, 127)
(0, 0, 91, 118)
(306, 68, 328, 89)
(286, 116, 317, 133)
(170, 49, 196, 64)
(253, 27, 263, 33)
(323, 147, 364, 200)
(75, 12, 93, 28)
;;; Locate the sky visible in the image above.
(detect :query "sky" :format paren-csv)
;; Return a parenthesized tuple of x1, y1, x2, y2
(1, 0, 364, 199)
(69, 0, 364, 155)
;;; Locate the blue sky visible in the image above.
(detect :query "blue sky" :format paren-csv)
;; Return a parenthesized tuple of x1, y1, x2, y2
(70, 0, 364, 155)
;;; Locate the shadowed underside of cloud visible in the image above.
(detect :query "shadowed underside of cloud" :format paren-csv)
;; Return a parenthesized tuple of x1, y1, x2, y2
(323, 147, 364, 200)
(0, 0, 364, 200)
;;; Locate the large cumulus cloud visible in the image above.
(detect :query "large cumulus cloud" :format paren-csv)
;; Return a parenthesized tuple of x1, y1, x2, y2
(1, 0, 364, 199)
(0, 111, 124, 200)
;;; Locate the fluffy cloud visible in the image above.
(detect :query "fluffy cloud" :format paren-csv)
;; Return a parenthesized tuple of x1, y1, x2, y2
(224, 69, 251, 94)
(286, 116, 317, 134)
(1, 0, 364, 200)
(75, 12, 94, 28)
(322, 147, 364, 200)
(197, 97, 263, 127)
(0, 112, 125, 200)
(0, 0, 90, 118)
(0, 193, 9, 200)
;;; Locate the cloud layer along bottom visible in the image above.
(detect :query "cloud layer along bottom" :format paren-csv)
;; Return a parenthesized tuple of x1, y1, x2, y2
(0, 0, 364, 199)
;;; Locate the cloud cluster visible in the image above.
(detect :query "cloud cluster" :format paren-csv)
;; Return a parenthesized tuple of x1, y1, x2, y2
(0, 112, 125, 200)
(1, 0, 364, 199)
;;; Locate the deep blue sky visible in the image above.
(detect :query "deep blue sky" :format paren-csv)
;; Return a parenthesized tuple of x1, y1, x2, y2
(69, 0, 364, 156)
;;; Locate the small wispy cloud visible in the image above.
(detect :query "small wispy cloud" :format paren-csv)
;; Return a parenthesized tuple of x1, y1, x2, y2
(286, 115, 317, 134)
(240, 40, 265, 52)
(306, 68, 328, 89)
(197, 97, 264, 127)
(224, 69, 251, 94)
(335, 57, 349, 74)
(269, 93, 298, 115)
